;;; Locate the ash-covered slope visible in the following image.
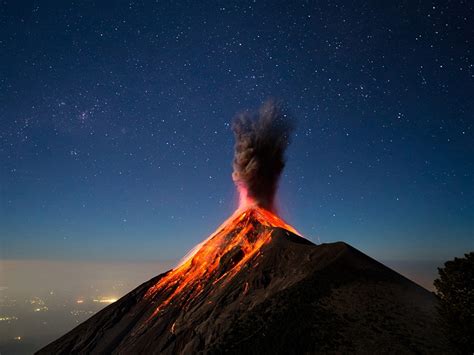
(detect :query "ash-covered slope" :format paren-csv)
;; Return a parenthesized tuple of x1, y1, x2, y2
(38, 208, 448, 354)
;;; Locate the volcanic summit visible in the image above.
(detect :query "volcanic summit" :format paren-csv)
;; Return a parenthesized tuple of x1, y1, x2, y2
(38, 102, 448, 354)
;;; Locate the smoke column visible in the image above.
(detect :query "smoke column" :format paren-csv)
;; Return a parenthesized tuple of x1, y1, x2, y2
(232, 100, 294, 211)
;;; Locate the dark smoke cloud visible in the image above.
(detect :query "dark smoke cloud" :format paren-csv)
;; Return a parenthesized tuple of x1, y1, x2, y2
(232, 100, 294, 211)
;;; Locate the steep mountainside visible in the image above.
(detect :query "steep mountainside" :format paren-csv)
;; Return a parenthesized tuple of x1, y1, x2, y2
(38, 208, 449, 354)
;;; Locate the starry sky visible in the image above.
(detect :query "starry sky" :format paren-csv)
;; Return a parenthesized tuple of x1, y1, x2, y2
(1, 0, 473, 265)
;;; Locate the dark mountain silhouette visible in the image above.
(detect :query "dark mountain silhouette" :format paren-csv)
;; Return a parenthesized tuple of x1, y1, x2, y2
(37, 207, 449, 354)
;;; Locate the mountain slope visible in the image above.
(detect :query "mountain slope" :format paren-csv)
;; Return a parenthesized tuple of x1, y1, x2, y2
(37, 208, 449, 354)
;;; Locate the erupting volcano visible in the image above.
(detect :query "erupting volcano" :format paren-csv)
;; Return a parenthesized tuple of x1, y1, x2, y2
(38, 102, 449, 354)
(144, 206, 300, 316)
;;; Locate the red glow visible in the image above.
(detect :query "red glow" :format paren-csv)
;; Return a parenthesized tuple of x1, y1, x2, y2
(144, 206, 300, 320)
(237, 185, 255, 210)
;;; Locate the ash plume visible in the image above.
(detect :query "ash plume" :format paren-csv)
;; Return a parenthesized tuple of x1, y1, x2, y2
(232, 100, 294, 211)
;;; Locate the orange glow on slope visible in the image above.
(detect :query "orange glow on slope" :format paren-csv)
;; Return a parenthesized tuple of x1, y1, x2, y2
(144, 206, 300, 319)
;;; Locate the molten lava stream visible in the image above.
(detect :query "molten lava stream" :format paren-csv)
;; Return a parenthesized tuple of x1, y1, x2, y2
(144, 206, 300, 319)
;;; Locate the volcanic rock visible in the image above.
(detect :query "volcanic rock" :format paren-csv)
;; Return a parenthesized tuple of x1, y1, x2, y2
(37, 208, 449, 354)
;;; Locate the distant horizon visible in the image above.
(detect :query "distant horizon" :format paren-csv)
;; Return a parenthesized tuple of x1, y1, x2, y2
(0, 252, 449, 292)
(0, 243, 447, 353)
(0, 250, 449, 355)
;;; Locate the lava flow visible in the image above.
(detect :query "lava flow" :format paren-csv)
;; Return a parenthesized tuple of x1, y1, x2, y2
(143, 102, 298, 320)
(38, 101, 450, 355)
(144, 206, 300, 319)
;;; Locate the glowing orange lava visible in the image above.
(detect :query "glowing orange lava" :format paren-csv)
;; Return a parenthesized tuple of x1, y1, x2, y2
(144, 206, 300, 319)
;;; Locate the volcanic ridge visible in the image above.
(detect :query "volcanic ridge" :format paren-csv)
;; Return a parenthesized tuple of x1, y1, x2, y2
(38, 206, 448, 354)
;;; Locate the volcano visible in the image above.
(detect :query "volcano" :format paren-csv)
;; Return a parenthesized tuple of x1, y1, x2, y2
(38, 206, 448, 354)
(38, 102, 448, 353)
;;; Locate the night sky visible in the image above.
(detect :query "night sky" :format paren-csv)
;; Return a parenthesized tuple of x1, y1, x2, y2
(1, 1, 473, 264)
